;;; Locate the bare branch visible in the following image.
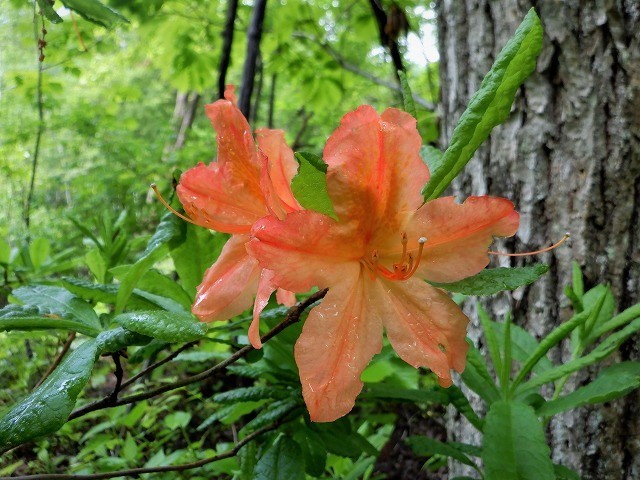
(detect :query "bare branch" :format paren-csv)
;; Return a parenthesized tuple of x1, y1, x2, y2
(68, 289, 328, 421)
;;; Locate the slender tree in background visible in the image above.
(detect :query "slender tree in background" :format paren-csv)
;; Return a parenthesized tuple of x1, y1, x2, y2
(368, 0, 407, 82)
(218, 0, 238, 100)
(438, 2, 640, 478)
(238, 0, 268, 118)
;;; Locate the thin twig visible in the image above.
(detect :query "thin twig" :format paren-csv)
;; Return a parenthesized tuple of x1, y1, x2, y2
(69, 11, 87, 52)
(108, 354, 123, 402)
(3, 421, 281, 480)
(25, 3, 46, 238)
(119, 341, 199, 392)
(35, 332, 76, 388)
(68, 289, 328, 421)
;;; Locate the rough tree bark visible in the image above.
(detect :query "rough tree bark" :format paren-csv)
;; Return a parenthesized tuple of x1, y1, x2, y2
(437, 1, 640, 479)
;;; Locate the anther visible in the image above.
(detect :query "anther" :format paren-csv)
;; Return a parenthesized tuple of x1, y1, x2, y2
(150, 183, 198, 225)
(489, 232, 570, 257)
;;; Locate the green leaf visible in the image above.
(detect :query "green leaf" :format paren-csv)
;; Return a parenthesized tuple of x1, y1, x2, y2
(397, 70, 417, 118)
(291, 152, 337, 219)
(588, 303, 640, 343)
(581, 284, 615, 340)
(0, 304, 97, 337)
(115, 212, 184, 314)
(460, 343, 500, 404)
(172, 226, 227, 297)
(242, 399, 301, 432)
(430, 265, 549, 296)
(422, 8, 543, 200)
(164, 411, 191, 430)
(113, 311, 206, 343)
(554, 464, 581, 480)
(11, 285, 102, 336)
(36, 0, 63, 24)
(446, 385, 485, 431)
(0, 339, 98, 453)
(407, 436, 480, 471)
(519, 317, 640, 391)
(254, 435, 305, 480)
(60, 0, 128, 28)
(359, 384, 448, 404)
(96, 327, 151, 354)
(511, 307, 593, 391)
(313, 419, 378, 458)
(420, 145, 445, 175)
(571, 261, 584, 299)
(294, 428, 327, 477)
(537, 362, 640, 417)
(478, 305, 502, 376)
(29, 238, 50, 270)
(213, 387, 289, 404)
(482, 400, 554, 480)
(0, 239, 10, 264)
(492, 321, 553, 375)
(85, 248, 107, 283)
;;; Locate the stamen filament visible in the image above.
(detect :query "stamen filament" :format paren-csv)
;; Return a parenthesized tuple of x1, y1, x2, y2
(489, 232, 570, 257)
(150, 183, 198, 225)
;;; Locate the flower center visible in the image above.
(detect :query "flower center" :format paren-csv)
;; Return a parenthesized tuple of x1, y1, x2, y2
(364, 233, 427, 281)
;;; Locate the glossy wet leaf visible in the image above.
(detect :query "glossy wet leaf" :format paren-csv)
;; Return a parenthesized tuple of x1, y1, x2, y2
(0, 339, 98, 452)
(430, 264, 549, 296)
(423, 8, 543, 200)
(0, 304, 98, 337)
(11, 285, 102, 336)
(113, 311, 206, 343)
(291, 152, 337, 219)
(482, 400, 554, 480)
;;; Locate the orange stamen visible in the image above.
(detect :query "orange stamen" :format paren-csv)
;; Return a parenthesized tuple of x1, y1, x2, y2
(150, 183, 198, 225)
(489, 232, 570, 257)
(374, 236, 427, 281)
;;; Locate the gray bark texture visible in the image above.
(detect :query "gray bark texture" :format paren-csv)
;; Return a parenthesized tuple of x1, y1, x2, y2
(437, 1, 640, 479)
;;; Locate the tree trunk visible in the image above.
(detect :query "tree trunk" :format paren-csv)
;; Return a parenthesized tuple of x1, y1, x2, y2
(437, 1, 640, 479)
(218, 0, 239, 100)
(238, 0, 268, 119)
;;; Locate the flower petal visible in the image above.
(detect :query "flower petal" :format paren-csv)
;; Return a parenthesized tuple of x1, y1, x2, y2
(295, 265, 383, 422)
(247, 210, 362, 292)
(373, 277, 469, 387)
(323, 106, 428, 241)
(192, 235, 261, 321)
(249, 269, 278, 349)
(256, 129, 301, 214)
(177, 163, 267, 233)
(276, 288, 296, 307)
(393, 196, 519, 283)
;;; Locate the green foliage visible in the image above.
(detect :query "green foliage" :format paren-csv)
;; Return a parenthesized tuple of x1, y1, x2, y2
(254, 435, 305, 480)
(422, 8, 543, 200)
(431, 264, 549, 296)
(114, 311, 206, 342)
(0, 339, 98, 452)
(537, 362, 640, 418)
(7, 285, 102, 336)
(482, 401, 554, 480)
(291, 152, 337, 219)
(61, 0, 129, 28)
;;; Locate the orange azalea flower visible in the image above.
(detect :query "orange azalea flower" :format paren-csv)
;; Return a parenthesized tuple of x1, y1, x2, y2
(247, 106, 520, 422)
(175, 86, 300, 348)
